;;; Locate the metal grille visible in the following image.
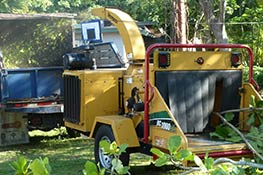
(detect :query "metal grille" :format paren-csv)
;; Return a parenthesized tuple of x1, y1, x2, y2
(63, 75, 81, 124)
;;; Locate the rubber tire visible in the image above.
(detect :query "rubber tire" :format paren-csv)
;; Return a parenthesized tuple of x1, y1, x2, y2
(94, 125, 130, 169)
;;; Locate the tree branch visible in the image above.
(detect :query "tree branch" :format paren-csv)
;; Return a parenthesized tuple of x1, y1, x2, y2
(214, 157, 263, 169)
(220, 107, 263, 115)
(213, 111, 263, 162)
(179, 158, 263, 175)
(193, 13, 204, 39)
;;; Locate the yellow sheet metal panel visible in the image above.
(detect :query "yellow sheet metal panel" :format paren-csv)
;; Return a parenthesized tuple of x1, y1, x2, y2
(91, 7, 145, 60)
(153, 51, 243, 71)
(149, 87, 188, 149)
(63, 69, 124, 132)
(82, 69, 124, 132)
(240, 83, 262, 130)
(90, 115, 140, 147)
(151, 126, 185, 150)
(188, 142, 247, 154)
(64, 121, 85, 132)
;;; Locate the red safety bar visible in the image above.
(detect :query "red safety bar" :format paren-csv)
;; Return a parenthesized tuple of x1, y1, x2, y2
(197, 149, 252, 159)
(143, 43, 259, 144)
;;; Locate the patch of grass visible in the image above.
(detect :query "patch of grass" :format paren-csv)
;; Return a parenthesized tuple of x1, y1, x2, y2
(0, 128, 91, 175)
(0, 128, 179, 175)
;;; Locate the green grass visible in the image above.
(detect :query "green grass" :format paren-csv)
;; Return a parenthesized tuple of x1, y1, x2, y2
(0, 128, 178, 175)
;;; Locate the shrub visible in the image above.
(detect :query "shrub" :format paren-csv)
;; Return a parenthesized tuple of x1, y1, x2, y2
(244, 66, 263, 89)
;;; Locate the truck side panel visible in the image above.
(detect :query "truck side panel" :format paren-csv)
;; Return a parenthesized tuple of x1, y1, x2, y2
(1, 67, 63, 102)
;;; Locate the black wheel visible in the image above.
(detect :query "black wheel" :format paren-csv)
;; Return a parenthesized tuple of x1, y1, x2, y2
(66, 127, 80, 138)
(94, 125, 130, 169)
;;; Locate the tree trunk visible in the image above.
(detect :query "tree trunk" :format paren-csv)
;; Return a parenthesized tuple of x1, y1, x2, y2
(171, 0, 187, 44)
(199, 0, 228, 43)
(171, 0, 177, 43)
(176, 0, 187, 44)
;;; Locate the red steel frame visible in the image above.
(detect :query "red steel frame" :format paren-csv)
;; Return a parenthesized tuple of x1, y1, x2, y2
(143, 43, 258, 144)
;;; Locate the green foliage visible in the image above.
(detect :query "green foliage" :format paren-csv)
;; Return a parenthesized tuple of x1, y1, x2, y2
(168, 135, 181, 153)
(211, 95, 263, 163)
(247, 95, 263, 126)
(151, 136, 193, 167)
(210, 113, 242, 142)
(83, 161, 105, 175)
(10, 156, 30, 175)
(83, 141, 129, 175)
(150, 136, 245, 174)
(3, 0, 263, 68)
(10, 156, 51, 175)
(99, 140, 128, 157)
(226, 0, 263, 65)
(243, 66, 263, 89)
(0, 19, 72, 68)
(100, 140, 129, 175)
(30, 157, 51, 175)
(0, 0, 95, 13)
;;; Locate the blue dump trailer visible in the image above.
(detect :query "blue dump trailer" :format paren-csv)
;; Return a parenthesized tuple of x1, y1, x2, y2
(0, 67, 64, 146)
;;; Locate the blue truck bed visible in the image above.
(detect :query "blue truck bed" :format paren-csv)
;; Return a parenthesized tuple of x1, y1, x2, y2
(0, 67, 64, 113)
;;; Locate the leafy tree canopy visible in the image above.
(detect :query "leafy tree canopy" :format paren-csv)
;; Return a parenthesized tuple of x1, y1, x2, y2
(2, 0, 263, 67)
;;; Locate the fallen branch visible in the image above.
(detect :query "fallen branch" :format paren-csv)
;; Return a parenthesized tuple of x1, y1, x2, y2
(214, 157, 263, 169)
(178, 157, 263, 175)
(213, 111, 263, 162)
(220, 107, 263, 115)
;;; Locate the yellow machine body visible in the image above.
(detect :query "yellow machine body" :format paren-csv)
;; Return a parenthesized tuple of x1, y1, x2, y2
(64, 69, 124, 132)
(64, 7, 262, 161)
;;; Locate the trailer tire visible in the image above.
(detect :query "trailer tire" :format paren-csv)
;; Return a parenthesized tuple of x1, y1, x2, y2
(94, 125, 130, 170)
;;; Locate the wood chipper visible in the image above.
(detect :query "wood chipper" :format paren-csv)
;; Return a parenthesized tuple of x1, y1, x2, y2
(63, 7, 262, 168)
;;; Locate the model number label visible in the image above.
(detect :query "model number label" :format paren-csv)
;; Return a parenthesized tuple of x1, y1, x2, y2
(156, 120, 171, 131)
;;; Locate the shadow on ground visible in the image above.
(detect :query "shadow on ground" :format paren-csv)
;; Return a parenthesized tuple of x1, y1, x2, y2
(0, 132, 180, 175)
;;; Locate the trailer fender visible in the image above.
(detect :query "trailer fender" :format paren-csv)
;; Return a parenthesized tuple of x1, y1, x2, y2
(90, 115, 140, 147)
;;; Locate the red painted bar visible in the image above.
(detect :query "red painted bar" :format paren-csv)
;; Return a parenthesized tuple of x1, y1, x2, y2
(197, 149, 252, 159)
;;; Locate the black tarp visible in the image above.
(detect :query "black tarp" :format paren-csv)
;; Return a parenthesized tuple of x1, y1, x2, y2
(155, 70, 242, 133)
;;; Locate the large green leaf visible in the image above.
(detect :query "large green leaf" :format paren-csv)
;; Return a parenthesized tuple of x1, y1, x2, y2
(154, 156, 169, 167)
(204, 153, 214, 170)
(250, 95, 256, 107)
(210, 126, 229, 139)
(224, 113, 234, 122)
(83, 161, 98, 175)
(176, 149, 193, 161)
(118, 143, 128, 155)
(168, 136, 181, 154)
(112, 158, 130, 174)
(9, 156, 30, 175)
(99, 140, 112, 154)
(247, 113, 255, 126)
(29, 158, 50, 175)
(150, 148, 165, 158)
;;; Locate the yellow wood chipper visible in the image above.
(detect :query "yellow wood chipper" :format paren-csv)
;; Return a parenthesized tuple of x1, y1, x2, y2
(63, 7, 262, 168)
